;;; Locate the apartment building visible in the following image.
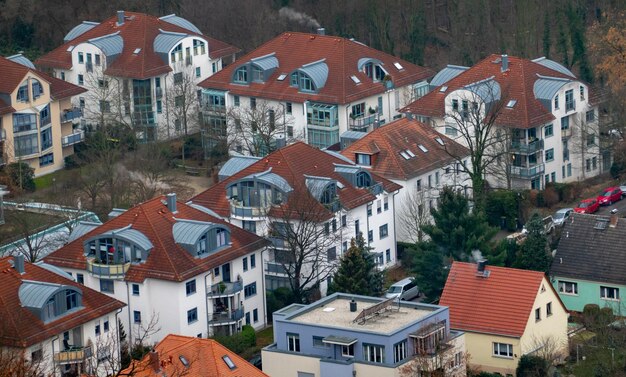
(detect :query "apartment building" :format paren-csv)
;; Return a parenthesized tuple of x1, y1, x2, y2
(190, 142, 401, 294)
(197, 30, 434, 155)
(36, 11, 239, 141)
(44, 193, 268, 344)
(0, 255, 125, 377)
(403, 54, 603, 190)
(262, 293, 466, 377)
(0, 54, 86, 176)
(340, 118, 471, 242)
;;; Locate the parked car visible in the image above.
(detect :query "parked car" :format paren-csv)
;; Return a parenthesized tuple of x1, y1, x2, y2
(620, 183, 626, 197)
(553, 208, 574, 227)
(574, 198, 599, 214)
(597, 187, 623, 206)
(385, 277, 419, 301)
(522, 216, 555, 235)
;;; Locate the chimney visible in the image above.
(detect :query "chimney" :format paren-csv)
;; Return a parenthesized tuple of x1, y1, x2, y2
(166, 193, 177, 213)
(317, 27, 326, 35)
(476, 259, 489, 277)
(13, 255, 25, 274)
(117, 10, 125, 26)
(148, 349, 160, 372)
(350, 299, 357, 312)
(610, 214, 619, 228)
(501, 54, 509, 72)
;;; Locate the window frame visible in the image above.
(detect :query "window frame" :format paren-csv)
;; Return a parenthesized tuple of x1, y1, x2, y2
(601, 286, 620, 301)
(287, 333, 300, 352)
(558, 280, 578, 295)
(186, 280, 197, 296)
(493, 342, 513, 358)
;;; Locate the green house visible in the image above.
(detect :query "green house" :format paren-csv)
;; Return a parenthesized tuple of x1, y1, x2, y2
(550, 213, 626, 313)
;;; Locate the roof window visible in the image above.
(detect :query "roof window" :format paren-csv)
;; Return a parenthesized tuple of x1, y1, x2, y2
(350, 75, 361, 84)
(406, 149, 416, 158)
(418, 145, 428, 153)
(435, 137, 444, 146)
(439, 86, 448, 92)
(506, 99, 517, 108)
(277, 73, 287, 81)
(222, 355, 236, 370)
(393, 62, 404, 70)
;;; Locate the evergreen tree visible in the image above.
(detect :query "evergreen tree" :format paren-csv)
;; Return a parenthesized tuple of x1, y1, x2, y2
(513, 213, 552, 273)
(421, 187, 497, 260)
(542, 13, 551, 59)
(328, 235, 384, 296)
(405, 242, 448, 303)
(516, 355, 548, 377)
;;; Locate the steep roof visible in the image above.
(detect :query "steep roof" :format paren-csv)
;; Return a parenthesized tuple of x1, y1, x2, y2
(551, 213, 626, 286)
(198, 32, 434, 104)
(124, 334, 269, 376)
(439, 262, 546, 337)
(35, 11, 239, 79)
(191, 142, 402, 220)
(44, 195, 268, 283)
(340, 118, 470, 180)
(402, 54, 592, 129)
(0, 257, 125, 348)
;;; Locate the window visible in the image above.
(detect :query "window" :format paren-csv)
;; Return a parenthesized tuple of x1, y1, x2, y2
(286, 102, 292, 114)
(377, 200, 382, 214)
(545, 124, 553, 138)
(367, 203, 372, 217)
(313, 336, 330, 348)
(95, 322, 101, 336)
(175, 95, 184, 107)
(212, 62, 217, 73)
(214, 267, 220, 276)
(357, 153, 371, 166)
(243, 257, 248, 271)
(428, 175, 432, 188)
(445, 126, 458, 136)
(133, 310, 141, 324)
(587, 133, 595, 147)
(567, 163, 572, 177)
(100, 279, 114, 293)
(341, 215, 347, 227)
(132, 284, 140, 296)
(103, 319, 109, 332)
(342, 241, 348, 253)
(186, 280, 196, 296)
(78, 74, 84, 85)
(187, 308, 198, 324)
(386, 248, 391, 262)
(253, 308, 259, 323)
(174, 72, 183, 84)
(78, 52, 84, 64)
(394, 340, 408, 363)
(327, 247, 337, 261)
(244, 282, 257, 298)
(324, 222, 330, 235)
(332, 219, 337, 232)
(342, 344, 354, 357)
(601, 286, 619, 300)
(195, 67, 201, 78)
(545, 148, 554, 162)
(355, 219, 360, 236)
(565, 89, 574, 111)
(156, 100, 162, 114)
(547, 302, 553, 316)
(234, 67, 248, 83)
(363, 344, 385, 363)
(98, 79, 108, 88)
(535, 308, 541, 322)
(250, 97, 256, 109)
(352, 103, 365, 118)
(554, 94, 559, 110)
(558, 281, 578, 295)
(586, 158, 591, 172)
(379, 224, 388, 239)
(242, 220, 256, 233)
(586, 110, 595, 122)
(300, 74, 314, 91)
(384, 196, 389, 211)
(95, 54, 101, 65)
(39, 153, 54, 167)
(32, 80, 43, 99)
(233, 95, 240, 107)
(592, 157, 597, 170)
(452, 99, 459, 111)
(416, 179, 422, 191)
(287, 333, 300, 352)
(31, 349, 43, 363)
(561, 116, 569, 130)
(77, 274, 84, 284)
(368, 230, 374, 243)
(493, 342, 513, 358)
(551, 172, 556, 182)
(435, 171, 440, 185)
(251, 254, 256, 269)
(99, 100, 111, 113)
(60, 71, 65, 81)
(579, 85, 585, 100)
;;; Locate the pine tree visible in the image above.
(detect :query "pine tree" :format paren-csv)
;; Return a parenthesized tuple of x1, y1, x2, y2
(513, 213, 552, 273)
(405, 242, 448, 303)
(328, 235, 384, 296)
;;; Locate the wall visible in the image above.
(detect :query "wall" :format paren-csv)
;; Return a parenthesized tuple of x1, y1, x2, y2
(464, 332, 520, 376)
(552, 276, 626, 313)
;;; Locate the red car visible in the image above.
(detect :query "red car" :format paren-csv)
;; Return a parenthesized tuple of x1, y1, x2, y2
(574, 198, 599, 214)
(597, 186, 623, 206)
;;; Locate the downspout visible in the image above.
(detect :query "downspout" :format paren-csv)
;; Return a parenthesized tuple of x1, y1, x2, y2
(163, 72, 170, 140)
(51, 335, 59, 376)
(392, 190, 399, 264)
(303, 101, 309, 144)
(205, 271, 211, 337)
(260, 246, 268, 328)
(125, 281, 133, 345)
(115, 307, 123, 369)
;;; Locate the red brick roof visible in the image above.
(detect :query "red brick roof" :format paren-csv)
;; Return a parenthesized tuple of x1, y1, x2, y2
(0, 257, 125, 348)
(402, 54, 584, 129)
(340, 118, 469, 180)
(439, 262, 550, 337)
(123, 334, 269, 377)
(35, 12, 239, 79)
(44, 196, 269, 283)
(191, 142, 402, 220)
(198, 32, 434, 104)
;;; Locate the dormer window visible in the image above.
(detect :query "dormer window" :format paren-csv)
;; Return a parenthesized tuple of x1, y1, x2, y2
(171, 43, 183, 63)
(20, 282, 83, 323)
(252, 66, 263, 82)
(363, 62, 386, 81)
(84, 227, 153, 265)
(320, 184, 337, 205)
(17, 80, 29, 102)
(290, 72, 298, 86)
(193, 39, 206, 55)
(356, 171, 372, 188)
(32, 79, 43, 99)
(290, 59, 328, 93)
(357, 153, 371, 166)
(173, 220, 231, 258)
(234, 66, 248, 84)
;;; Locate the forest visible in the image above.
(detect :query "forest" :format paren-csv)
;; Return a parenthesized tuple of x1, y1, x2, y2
(0, 0, 623, 81)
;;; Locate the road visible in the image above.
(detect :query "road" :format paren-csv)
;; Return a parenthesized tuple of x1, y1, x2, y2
(592, 195, 626, 216)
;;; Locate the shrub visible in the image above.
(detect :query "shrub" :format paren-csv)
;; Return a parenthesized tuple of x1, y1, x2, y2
(543, 185, 559, 208)
(64, 154, 82, 170)
(213, 325, 256, 354)
(484, 190, 518, 231)
(7, 162, 35, 192)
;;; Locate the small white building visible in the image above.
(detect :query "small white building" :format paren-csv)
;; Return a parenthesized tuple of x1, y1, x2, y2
(0, 255, 125, 377)
(44, 194, 268, 344)
(36, 11, 239, 142)
(190, 142, 401, 295)
(403, 54, 603, 190)
(340, 118, 472, 242)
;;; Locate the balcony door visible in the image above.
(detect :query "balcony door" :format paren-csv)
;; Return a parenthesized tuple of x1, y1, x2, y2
(222, 263, 231, 282)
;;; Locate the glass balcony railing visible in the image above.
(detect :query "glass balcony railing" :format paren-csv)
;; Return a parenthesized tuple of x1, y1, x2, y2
(54, 346, 92, 365)
(368, 182, 383, 195)
(510, 139, 544, 154)
(208, 307, 244, 324)
(349, 113, 379, 131)
(207, 280, 243, 297)
(86, 259, 131, 278)
(510, 163, 545, 179)
(62, 130, 85, 147)
(61, 108, 83, 123)
(229, 200, 270, 218)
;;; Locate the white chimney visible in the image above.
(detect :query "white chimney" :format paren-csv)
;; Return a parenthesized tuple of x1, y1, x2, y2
(117, 10, 125, 26)
(501, 54, 509, 72)
(166, 193, 177, 213)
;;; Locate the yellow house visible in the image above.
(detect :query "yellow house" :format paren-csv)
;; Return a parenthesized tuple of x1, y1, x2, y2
(0, 54, 86, 177)
(440, 261, 569, 376)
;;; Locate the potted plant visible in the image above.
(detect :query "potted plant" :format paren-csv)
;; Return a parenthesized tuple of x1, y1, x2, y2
(368, 106, 376, 114)
(383, 74, 393, 89)
(218, 281, 227, 293)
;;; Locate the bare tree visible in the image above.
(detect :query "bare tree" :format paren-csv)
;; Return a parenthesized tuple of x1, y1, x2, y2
(164, 64, 201, 139)
(487, 127, 514, 189)
(82, 72, 131, 132)
(5, 208, 63, 262)
(398, 188, 432, 243)
(0, 347, 45, 377)
(399, 334, 466, 377)
(126, 142, 175, 202)
(569, 111, 601, 179)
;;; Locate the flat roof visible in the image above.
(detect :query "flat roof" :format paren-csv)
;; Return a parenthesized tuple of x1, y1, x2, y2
(289, 297, 435, 334)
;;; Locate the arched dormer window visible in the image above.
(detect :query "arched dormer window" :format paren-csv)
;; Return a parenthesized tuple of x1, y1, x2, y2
(193, 39, 206, 55)
(173, 219, 231, 258)
(83, 226, 153, 264)
(290, 59, 328, 93)
(170, 43, 183, 63)
(358, 58, 386, 82)
(226, 169, 293, 211)
(320, 184, 337, 204)
(356, 171, 372, 188)
(31, 79, 43, 99)
(19, 282, 83, 323)
(17, 80, 29, 102)
(234, 66, 248, 84)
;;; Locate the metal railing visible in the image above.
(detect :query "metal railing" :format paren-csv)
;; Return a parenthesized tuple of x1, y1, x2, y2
(368, 182, 383, 195)
(510, 139, 544, 154)
(265, 261, 291, 275)
(561, 127, 572, 139)
(62, 130, 85, 147)
(207, 280, 243, 297)
(349, 113, 378, 130)
(54, 346, 92, 364)
(61, 108, 83, 123)
(208, 308, 244, 324)
(510, 163, 545, 178)
(86, 259, 131, 278)
(229, 201, 270, 218)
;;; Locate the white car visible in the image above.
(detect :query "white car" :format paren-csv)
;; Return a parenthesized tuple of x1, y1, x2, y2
(620, 183, 626, 197)
(385, 277, 420, 301)
(553, 208, 573, 227)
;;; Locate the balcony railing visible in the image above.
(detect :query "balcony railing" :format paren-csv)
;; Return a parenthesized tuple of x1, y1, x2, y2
(265, 261, 291, 275)
(207, 280, 243, 297)
(155, 87, 163, 98)
(62, 130, 85, 147)
(86, 259, 131, 278)
(561, 127, 572, 139)
(229, 201, 269, 218)
(510, 139, 544, 154)
(61, 107, 83, 123)
(368, 182, 384, 196)
(54, 346, 92, 364)
(208, 308, 244, 324)
(268, 236, 289, 250)
(349, 113, 379, 131)
(510, 163, 545, 179)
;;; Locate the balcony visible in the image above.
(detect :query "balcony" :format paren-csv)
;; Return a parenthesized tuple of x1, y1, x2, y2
(54, 346, 92, 365)
(86, 259, 131, 278)
(208, 307, 244, 324)
(324, 200, 342, 213)
(561, 127, 572, 139)
(207, 280, 243, 297)
(510, 163, 545, 179)
(61, 107, 83, 123)
(510, 139, 544, 154)
(368, 182, 384, 196)
(86, 62, 93, 73)
(349, 113, 379, 131)
(62, 130, 85, 147)
(268, 236, 289, 250)
(265, 261, 291, 275)
(229, 200, 269, 218)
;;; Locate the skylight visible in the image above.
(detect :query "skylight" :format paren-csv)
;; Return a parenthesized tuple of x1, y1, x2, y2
(406, 149, 416, 158)
(350, 75, 361, 84)
(435, 137, 444, 146)
(277, 73, 287, 81)
(439, 86, 448, 92)
(506, 99, 517, 108)
(418, 145, 428, 153)
(336, 181, 345, 189)
(394, 62, 404, 70)
(400, 151, 410, 160)
(179, 355, 190, 368)
(222, 355, 236, 370)
(133, 48, 141, 54)
(66, 45, 75, 52)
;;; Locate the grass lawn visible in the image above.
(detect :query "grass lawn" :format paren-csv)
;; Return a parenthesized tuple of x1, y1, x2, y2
(256, 326, 274, 347)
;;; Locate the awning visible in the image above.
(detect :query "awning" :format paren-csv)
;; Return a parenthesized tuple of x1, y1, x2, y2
(322, 335, 357, 346)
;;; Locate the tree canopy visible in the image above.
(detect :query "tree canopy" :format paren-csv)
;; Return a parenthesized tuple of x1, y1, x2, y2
(327, 235, 384, 297)
(513, 213, 552, 273)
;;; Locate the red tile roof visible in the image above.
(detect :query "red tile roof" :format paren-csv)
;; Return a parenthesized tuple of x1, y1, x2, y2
(0, 257, 125, 348)
(44, 196, 269, 283)
(191, 142, 402, 220)
(123, 334, 269, 377)
(340, 118, 469, 180)
(35, 12, 239, 79)
(402, 54, 585, 129)
(198, 32, 434, 104)
(439, 262, 553, 337)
